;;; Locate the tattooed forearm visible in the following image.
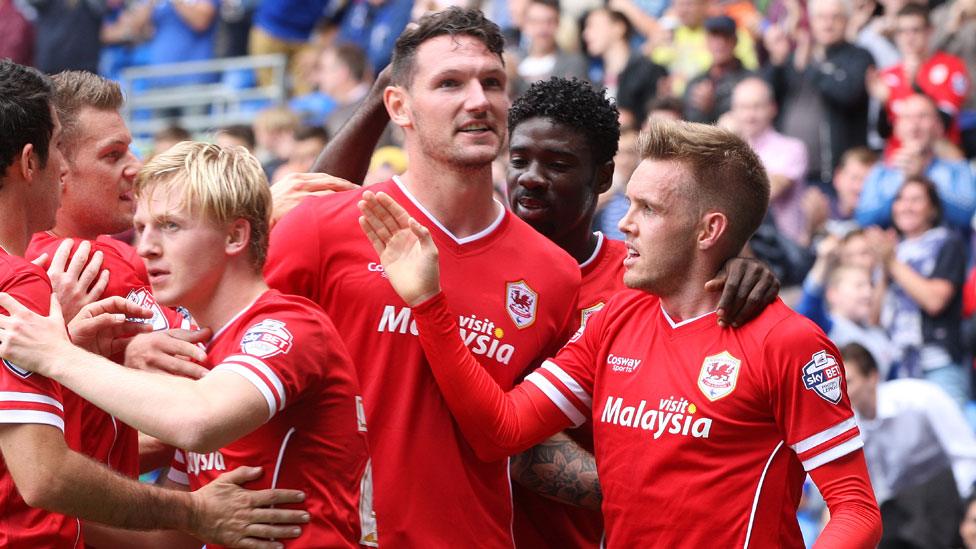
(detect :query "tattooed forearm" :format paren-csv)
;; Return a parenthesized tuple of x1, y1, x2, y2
(510, 431, 602, 510)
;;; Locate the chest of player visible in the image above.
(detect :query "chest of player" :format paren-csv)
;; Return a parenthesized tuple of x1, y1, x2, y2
(324, 244, 566, 386)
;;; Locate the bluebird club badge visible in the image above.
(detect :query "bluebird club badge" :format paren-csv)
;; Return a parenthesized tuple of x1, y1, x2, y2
(698, 351, 741, 401)
(802, 351, 843, 404)
(506, 280, 538, 329)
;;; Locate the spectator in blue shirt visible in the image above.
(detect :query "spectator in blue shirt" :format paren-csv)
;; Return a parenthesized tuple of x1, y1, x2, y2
(336, 0, 413, 71)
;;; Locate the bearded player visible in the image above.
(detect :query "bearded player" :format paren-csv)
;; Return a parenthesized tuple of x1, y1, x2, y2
(0, 141, 374, 547)
(359, 119, 882, 547)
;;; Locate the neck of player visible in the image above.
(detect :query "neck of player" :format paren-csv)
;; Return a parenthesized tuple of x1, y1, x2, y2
(658, 263, 723, 323)
(50, 218, 101, 241)
(188, 271, 269, 337)
(399, 166, 500, 239)
(0, 197, 33, 257)
(556, 222, 602, 265)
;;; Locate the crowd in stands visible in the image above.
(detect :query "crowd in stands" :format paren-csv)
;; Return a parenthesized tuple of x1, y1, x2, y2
(8, 0, 976, 545)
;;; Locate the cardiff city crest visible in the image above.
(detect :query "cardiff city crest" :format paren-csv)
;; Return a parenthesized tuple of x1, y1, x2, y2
(698, 351, 741, 401)
(506, 280, 538, 329)
(802, 350, 843, 404)
(126, 287, 169, 331)
(240, 319, 293, 359)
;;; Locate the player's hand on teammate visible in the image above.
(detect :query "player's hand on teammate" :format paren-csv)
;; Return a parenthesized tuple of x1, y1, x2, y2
(270, 172, 359, 226)
(67, 296, 154, 356)
(124, 328, 211, 378)
(705, 257, 780, 328)
(32, 238, 111, 321)
(358, 191, 442, 306)
(189, 465, 309, 549)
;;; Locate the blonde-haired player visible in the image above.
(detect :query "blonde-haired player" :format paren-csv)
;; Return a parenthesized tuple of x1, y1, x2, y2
(0, 142, 375, 548)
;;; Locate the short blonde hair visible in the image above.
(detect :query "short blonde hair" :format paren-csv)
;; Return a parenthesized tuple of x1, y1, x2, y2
(638, 120, 770, 258)
(135, 141, 272, 270)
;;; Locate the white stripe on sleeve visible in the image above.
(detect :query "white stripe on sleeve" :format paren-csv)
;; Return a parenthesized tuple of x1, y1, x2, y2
(801, 435, 864, 471)
(525, 372, 587, 427)
(0, 410, 65, 431)
(223, 354, 287, 410)
(791, 417, 858, 454)
(0, 391, 64, 411)
(167, 467, 190, 485)
(211, 363, 277, 419)
(540, 361, 592, 408)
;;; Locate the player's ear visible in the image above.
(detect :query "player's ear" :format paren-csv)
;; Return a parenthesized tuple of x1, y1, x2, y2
(595, 160, 614, 194)
(225, 218, 251, 258)
(385, 85, 412, 129)
(18, 143, 36, 182)
(697, 211, 728, 251)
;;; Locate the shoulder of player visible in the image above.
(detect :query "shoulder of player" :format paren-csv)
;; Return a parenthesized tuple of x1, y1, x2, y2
(0, 254, 51, 293)
(503, 213, 580, 277)
(746, 300, 829, 351)
(235, 291, 337, 345)
(598, 290, 660, 325)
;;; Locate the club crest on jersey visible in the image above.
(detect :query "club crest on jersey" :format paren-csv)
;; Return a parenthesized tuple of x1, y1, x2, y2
(126, 287, 169, 331)
(802, 350, 843, 404)
(240, 319, 293, 359)
(505, 280, 537, 329)
(3, 358, 31, 379)
(579, 302, 604, 331)
(697, 351, 741, 401)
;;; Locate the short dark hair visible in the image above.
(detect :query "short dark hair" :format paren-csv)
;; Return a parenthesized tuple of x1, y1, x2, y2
(509, 77, 620, 165)
(332, 43, 372, 83)
(218, 124, 256, 149)
(896, 2, 930, 23)
(0, 60, 55, 176)
(840, 343, 878, 377)
(155, 125, 192, 143)
(838, 146, 878, 169)
(51, 71, 124, 160)
(896, 175, 943, 228)
(294, 125, 329, 143)
(638, 120, 770, 258)
(390, 7, 505, 87)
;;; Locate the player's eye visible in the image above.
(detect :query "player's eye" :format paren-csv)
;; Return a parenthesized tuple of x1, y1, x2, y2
(438, 79, 460, 89)
(482, 77, 503, 89)
(509, 157, 528, 169)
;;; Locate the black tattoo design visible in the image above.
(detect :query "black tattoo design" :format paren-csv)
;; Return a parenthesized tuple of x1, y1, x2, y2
(510, 431, 602, 510)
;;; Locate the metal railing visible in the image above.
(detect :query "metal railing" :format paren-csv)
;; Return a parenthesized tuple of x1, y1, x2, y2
(120, 53, 288, 139)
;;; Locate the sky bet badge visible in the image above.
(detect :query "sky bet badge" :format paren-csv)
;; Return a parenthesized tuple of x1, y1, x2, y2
(240, 319, 293, 359)
(802, 351, 842, 404)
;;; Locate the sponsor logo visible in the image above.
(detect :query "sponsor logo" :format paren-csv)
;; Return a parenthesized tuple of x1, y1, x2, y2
(600, 395, 712, 439)
(698, 351, 741, 401)
(606, 353, 642, 373)
(3, 358, 30, 379)
(185, 450, 227, 475)
(367, 262, 388, 279)
(802, 350, 843, 404)
(377, 306, 515, 365)
(506, 280, 537, 329)
(240, 319, 293, 359)
(579, 302, 604, 331)
(126, 287, 169, 331)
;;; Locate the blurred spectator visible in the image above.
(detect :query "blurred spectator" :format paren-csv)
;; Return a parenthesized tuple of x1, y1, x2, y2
(336, 0, 413, 72)
(364, 145, 408, 186)
(272, 125, 329, 183)
(875, 176, 968, 405)
(249, 0, 331, 92)
(583, 8, 668, 127)
(641, 96, 683, 128)
(122, 0, 219, 89)
(843, 342, 976, 549)
(681, 16, 752, 124)
(856, 94, 976, 230)
(253, 105, 301, 177)
(932, 0, 976, 158)
(594, 126, 639, 239)
(214, 0, 255, 59)
(650, 0, 757, 96)
(214, 124, 256, 152)
(0, 0, 33, 66)
(512, 0, 588, 97)
(766, 0, 874, 187)
(316, 43, 373, 139)
(848, 0, 903, 70)
(151, 125, 191, 157)
(728, 76, 809, 245)
(868, 4, 970, 159)
(806, 147, 878, 239)
(27, 0, 106, 74)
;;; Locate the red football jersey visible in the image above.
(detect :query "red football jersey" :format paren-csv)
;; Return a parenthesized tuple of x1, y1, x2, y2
(512, 234, 626, 549)
(166, 290, 374, 548)
(881, 51, 970, 156)
(27, 232, 192, 478)
(265, 177, 581, 547)
(0, 249, 82, 548)
(529, 291, 862, 547)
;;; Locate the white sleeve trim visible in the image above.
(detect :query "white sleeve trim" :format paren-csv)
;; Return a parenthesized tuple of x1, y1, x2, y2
(802, 435, 864, 471)
(211, 363, 277, 419)
(0, 410, 65, 432)
(0, 391, 64, 411)
(525, 372, 587, 427)
(167, 467, 190, 485)
(173, 449, 185, 464)
(224, 354, 287, 410)
(791, 417, 858, 454)
(541, 361, 592, 408)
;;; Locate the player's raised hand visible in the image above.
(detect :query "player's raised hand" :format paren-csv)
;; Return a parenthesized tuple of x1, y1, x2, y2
(36, 239, 111, 321)
(358, 190, 441, 306)
(705, 257, 780, 327)
(125, 328, 211, 379)
(67, 296, 154, 357)
(189, 465, 309, 549)
(0, 292, 74, 376)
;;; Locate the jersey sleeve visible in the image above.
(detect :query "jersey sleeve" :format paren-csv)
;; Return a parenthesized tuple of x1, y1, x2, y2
(166, 449, 190, 486)
(523, 302, 607, 427)
(0, 271, 65, 432)
(210, 307, 325, 420)
(763, 317, 863, 471)
(265, 201, 323, 303)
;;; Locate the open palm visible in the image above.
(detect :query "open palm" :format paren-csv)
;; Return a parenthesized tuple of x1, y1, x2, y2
(358, 191, 442, 306)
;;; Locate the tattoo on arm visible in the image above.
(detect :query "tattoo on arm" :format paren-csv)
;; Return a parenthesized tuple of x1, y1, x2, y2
(510, 431, 602, 511)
